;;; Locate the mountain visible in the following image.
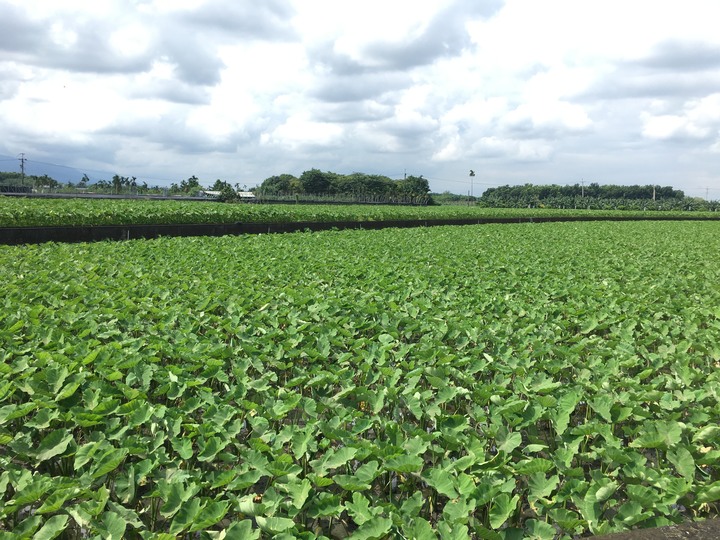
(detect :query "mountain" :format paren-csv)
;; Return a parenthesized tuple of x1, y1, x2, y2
(0, 155, 115, 184)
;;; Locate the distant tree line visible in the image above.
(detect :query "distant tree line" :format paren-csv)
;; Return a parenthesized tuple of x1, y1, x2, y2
(256, 169, 431, 203)
(476, 183, 720, 211)
(480, 183, 684, 205)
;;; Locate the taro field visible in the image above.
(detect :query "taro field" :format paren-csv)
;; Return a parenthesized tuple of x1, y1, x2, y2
(1, 221, 720, 539)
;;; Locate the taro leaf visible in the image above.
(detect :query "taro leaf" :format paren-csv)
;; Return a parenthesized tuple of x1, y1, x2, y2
(169, 498, 204, 535)
(630, 421, 682, 449)
(345, 492, 382, 526)
(384, 454, 424, 473)
(160, 481, 201, 518)
(443, 496, 475, 524)
(290, 427, 314, 460)
(488, 493, 519, 529)
(30, 514, 69, 540)
(12, 475, 54, 507)
(592, 479, 619, 503)
(25, 409, 60, 430)
(90, 447, 128, 479)
(333, 474, 372, 492)
(224, 520, 260, 540)
(615, 501, 651, 526)
(422, 467, 459, 499)
(10, 515, 42, 538)
(547, 508, 584, 532)
(310, 446, 357, 477)
(255, 516, 296, 535)
(667, 446, 695, 481)
(189, 501, 230, 532)
(696, 481, 720, 504)
(197, 436, 225, 462)
(524, 519, 556, 540)
(95, 511, 127, 540)
(405, 392, 424, 420)
(590, 395, 614, 423)
(74, 440, 103, 470)
(473, 524, 502, 540)
(438, 415, 469, 439)
(283, 478, 312, 510)
(404, 517, 437, 540)
(495, 427, 522, 454)
(527, 473, 559, 502)
(307, 492, 342, 518)
(114, 465, 136, 505)
(513, 458, 553, 475)
(35, 487, 79, 514)
(171, 437, 193, 460)
(35, 429, 73, 463)
(348, 516, 393, 539)
(400, 491, 424, 517)
(550, 390, 581, 437)
(693, 425, 720, 443)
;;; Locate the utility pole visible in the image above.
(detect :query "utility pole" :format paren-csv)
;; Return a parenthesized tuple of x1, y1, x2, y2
(469, 169, 475, 199)
(18, 153, 26, 186)
(581, 179, 584, 198)
(652, 185, 656, 201)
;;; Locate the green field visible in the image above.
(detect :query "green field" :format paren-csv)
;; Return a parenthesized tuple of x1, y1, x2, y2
(1, 196, 718, 227)
(1, 221, 720, 538)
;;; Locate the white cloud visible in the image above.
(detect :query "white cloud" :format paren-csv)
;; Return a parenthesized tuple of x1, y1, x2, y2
(1, 0, 720, 197)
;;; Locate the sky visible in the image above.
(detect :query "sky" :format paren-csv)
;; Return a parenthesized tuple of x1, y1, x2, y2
(2, 0, 720, 198)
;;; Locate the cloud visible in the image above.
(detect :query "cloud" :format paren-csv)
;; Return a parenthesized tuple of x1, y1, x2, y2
(641, 93, 720, 143)
(173, 0, 298, 39)
(3, 0, 720, 199)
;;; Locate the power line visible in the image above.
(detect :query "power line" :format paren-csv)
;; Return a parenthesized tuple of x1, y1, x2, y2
(18, 153, 26, 185)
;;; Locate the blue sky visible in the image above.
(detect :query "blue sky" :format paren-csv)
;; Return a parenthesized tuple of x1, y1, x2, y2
(2, 0, 720, 198)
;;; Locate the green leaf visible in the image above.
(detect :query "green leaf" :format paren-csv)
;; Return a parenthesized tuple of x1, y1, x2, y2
(630, 420, 682, 449)
(527, 473, 559, 502)
(524, 519, 556, 540)
(667, 446, 695, 481)
(696, 481, 720, 504)
(169, 498, 203, 535)
(224, 520, 260, 540)
(348, 516, 393, 539)
(96, 511, 126, 540)
(31, 515, 68, 540)
(189, 501, 229, 532)
(345, 493, 381, 526)
(384, 454, 424, 473)
(90, 447, 128, 478)
(489, 493, 519, 529)
(35, 429, 73, 463)
(422, 467, 459, 499)
(495, 427, 522, 454)
(255, 516, 296, 534)
(405, 517, 437, 540)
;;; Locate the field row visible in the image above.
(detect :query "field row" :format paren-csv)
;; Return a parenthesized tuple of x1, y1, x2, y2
(1, 196, 719, 227)
(1, 222, 720, 538)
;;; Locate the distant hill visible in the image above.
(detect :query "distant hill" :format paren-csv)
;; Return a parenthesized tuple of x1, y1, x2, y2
(0, 155, 113, 184)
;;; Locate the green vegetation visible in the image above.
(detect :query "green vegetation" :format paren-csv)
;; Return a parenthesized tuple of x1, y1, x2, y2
(257, 170, 431, 204)
(478, 183, 718, 211)
(2, 197, 719, 228)
(1, 221, 720, 537)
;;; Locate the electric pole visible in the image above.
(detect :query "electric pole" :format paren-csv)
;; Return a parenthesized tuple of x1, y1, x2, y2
(18, 153, 26, 186)
(469, 169, 475, 199)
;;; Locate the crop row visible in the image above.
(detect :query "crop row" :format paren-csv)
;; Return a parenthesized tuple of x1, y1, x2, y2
(1, 196, 719, 228)
(1, 222, 720, 538)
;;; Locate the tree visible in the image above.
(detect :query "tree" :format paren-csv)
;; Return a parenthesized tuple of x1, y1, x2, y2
(179, 175, 202, 195)
(211, 179, 233, 192)
(397, 175, 430, 196)
(299, 169, 332, 194)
